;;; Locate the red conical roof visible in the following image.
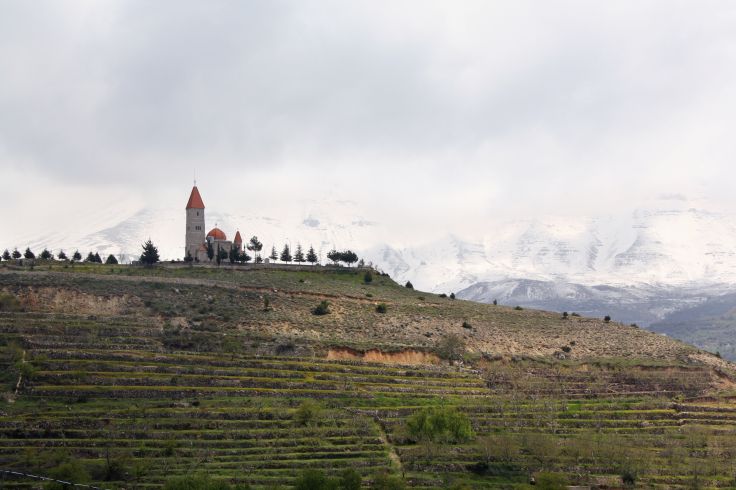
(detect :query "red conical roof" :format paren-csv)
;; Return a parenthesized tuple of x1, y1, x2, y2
(186, 186, 205, 209)
(234, 231, 243, 244)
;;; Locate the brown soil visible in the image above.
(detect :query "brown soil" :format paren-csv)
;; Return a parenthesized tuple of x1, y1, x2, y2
(327, 347, 440, 365)
(6, 287, 143, 316)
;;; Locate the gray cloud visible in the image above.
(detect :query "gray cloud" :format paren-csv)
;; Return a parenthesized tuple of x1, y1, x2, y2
(2, 0, 736, 241)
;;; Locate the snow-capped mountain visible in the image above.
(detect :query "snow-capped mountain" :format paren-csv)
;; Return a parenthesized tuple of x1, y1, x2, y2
(368, 199, 736, 294)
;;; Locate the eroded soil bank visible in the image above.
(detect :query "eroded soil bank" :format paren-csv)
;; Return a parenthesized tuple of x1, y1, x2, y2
(326, 347, 440, 365)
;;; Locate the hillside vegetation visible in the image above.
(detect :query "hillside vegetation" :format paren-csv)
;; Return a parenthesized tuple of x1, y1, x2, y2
(1, 263, 736, 489)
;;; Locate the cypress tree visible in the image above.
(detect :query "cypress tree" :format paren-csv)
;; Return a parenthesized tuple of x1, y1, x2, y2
(40, 248, 53, 260)
(24, 247, 35, 259)
(93, 252, 102, 263)
(58, 250, 67, 261)
(280, 244, 292, 263)
(86, 252, 96, 262)
(269, 246, 278, 262)
(105, 254, 118, 265)
(206, 241, 214, 261)
(2, 249, 11, 261)
(72, 250, 82, 262)
(293, 244, 305, 263)
(12, 249, 21, 259)
(306, 246, 318, 265)
(184, 250, 193, 263)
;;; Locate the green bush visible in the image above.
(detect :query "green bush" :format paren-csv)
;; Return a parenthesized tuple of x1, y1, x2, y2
(339, 468, 361, 490)
(405, 281, 413, 289)
(364, 271, 373, 283)
(164, 474, 234, 490)
(435, 333, 465, 361)
(370, 472, 405, 490)
(46, 461, 90, 490)
(312, 300, 330, 315)
(294, 399, 323, 426)
(406, 406, 474, 443)
(376, 303, 387, 313)
(0, 293, 22, 312)
(535, 472, 567, 490)
(294, 469, 337, 490)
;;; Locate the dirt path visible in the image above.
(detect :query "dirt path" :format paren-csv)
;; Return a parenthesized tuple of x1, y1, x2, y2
(14, 350, 25, 396)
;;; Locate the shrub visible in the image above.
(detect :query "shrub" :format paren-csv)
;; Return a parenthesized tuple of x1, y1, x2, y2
(312, 300, 330, 315)
(339, 468, 361, 490)
(405, 281, 413, 289)
(164, 474, 233, 490)
(604, 315, 611, 322)
(364, 271, 373, 283)
(514, 306, 523, 310)
(562, 311, 568, 319)
(621, 467, 637, 487)
(294, 399, 322, 426)
(294, 469, 337, 490)
(370, 472, 405, 490)
(535, 472, 567, 490)
(461, 321, 472, 329)
(450, 292, 455, 299)
(46, 461, 91, 490)
(439, 293, 447, 298)
(571, 312, 580, 317)
(376, 303, 387, 314)
(435, 333, 465, 361)
(406, 406, 474, 443)
(492, 299, 498, 305)
(0, 293, 22, 312)
(561, 345, 571, 353)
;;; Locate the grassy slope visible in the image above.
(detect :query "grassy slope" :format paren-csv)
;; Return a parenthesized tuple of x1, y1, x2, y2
(1, 263, 736, 489)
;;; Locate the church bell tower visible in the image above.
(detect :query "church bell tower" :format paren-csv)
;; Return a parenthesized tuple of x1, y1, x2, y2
(185, 184, 206, 259)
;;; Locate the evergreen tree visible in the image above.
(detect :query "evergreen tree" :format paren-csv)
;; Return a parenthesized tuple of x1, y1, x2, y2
(216, 245, 222, 266)
(12, 249, 21, 259)
(229, 245, 238, 264)
(405, 281, 414, 289)
(93, 252, 102, 263)
(184, 250, 193, 263)
(72, 250, 82, 262)
(40, 248, 53, 260)
(2, 249, 11, 261)
(140, 239, 160, 266)
(306, 245, 318, 265)
(57, 250, 67, 261)
(86, 252, 96, 262)
(293, 244, 305, 263)
(240, 251, 252, 263)
(206, 241, 214, 261)
(327, 249, 340, 265)
(280, 244, 292, 263)
(247, 236, 263, 262)
(269, 245, 278, 262)
(105, 254, 118, 265)
(342, 250, 358, 267)
(24, 247, 35, 259)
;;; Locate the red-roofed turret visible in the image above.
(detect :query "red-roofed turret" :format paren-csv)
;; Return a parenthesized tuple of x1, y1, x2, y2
(234, 231, 242, 244)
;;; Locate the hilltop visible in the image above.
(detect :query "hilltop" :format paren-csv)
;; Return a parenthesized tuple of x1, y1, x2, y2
(1, 263, 736, 489)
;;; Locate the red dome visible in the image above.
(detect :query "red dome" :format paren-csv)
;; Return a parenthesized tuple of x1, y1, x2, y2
(207, 227, 227, 240)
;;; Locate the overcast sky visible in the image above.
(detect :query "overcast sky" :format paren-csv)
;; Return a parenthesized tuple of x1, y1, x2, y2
(2, 1, 736, 243)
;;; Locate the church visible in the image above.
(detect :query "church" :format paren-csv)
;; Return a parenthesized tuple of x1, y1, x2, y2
(185, 185, 243, 261)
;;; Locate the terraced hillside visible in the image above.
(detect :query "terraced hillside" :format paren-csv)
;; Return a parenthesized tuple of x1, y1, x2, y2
(1, 263, 736, 489)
